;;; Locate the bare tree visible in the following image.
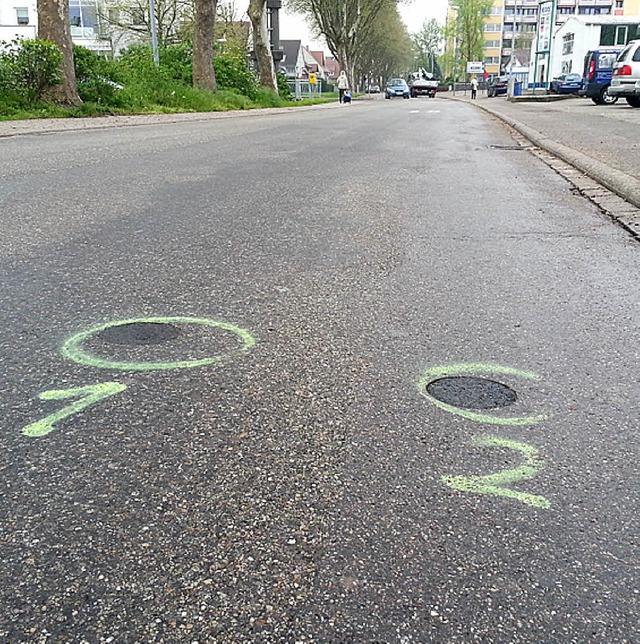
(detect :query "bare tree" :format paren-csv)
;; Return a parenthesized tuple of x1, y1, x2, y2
(287, 0, 394, 84)
(193, 0, 218, 90)
(37, 0, 80, 105)
(248, 0, 277, 91)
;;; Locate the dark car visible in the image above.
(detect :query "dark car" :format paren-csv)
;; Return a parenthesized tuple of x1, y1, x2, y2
(549, 73, 583, 94)
(581, 48, 622, 104)
(385, 78, 410, 99)
(487, 75, 508, 97)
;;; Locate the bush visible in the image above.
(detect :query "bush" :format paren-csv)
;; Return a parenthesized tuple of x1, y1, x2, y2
(214, 53, 258, 99)
(73, 45, 122, 104)
(276, 71, 291, 100)
(0, 39, 62, 101)
(159, 43, 193, 85)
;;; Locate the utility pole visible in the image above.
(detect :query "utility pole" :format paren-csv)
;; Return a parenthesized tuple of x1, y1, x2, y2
(148, 0, 159, 65)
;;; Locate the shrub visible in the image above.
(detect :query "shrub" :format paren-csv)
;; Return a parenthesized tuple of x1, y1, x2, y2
(159, 43, 193, 85)
(0, 39, 62, 101)
(73, 45, 122, 104)
(214, 53, 258, 99)
(276, 71, 291, 100)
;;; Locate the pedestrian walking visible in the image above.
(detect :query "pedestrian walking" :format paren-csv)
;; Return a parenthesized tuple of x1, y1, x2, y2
(337, 71, 349, 104)
(470, 76, 478, 100)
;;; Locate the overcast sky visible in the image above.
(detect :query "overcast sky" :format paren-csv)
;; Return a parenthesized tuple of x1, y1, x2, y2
(280, 0, 449, 50)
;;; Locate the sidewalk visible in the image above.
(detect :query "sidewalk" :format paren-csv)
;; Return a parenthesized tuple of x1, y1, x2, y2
(444, 93, 640, 211)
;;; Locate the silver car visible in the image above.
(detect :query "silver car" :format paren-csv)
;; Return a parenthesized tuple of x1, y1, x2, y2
(609, 39, 640, 107)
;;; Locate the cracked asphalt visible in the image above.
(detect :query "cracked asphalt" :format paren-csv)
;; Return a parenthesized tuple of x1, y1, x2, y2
(0, 98, 638, 642)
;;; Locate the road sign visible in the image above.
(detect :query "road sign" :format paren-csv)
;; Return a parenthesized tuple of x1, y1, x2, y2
(309, 73, 317, 85)
(466, 62, 484, 74)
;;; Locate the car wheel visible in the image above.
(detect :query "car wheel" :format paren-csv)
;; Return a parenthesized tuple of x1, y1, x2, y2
(600, 86, 618, 105)
(625, 96, 640, 107)
(591, 96, 604, 105)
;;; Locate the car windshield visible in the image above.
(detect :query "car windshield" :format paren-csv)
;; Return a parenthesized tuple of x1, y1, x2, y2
(566, 74, 581, 80)
(388, 79, 404, 87)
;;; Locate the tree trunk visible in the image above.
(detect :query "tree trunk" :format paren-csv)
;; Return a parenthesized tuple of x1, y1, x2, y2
(37, 0, 80, 106)
(193, 0, 218, 91)
(248, 0, 277, 92)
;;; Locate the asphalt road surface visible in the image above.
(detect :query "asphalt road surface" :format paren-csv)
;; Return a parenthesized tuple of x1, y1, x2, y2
(1, 99, 638, 642)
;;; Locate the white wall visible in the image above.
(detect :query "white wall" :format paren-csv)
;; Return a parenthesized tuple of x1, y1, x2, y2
(552, 20, 601, 77)
(0, 0, 37, 39)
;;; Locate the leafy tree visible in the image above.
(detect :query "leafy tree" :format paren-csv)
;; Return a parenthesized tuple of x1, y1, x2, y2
(37, 0, 80, 104)
(355, 2, 413, 85)
(449, 0, 492, 79)
(412, 18, 442, 77)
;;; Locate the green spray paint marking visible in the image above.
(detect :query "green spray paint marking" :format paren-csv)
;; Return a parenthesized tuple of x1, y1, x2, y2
(21, 382, 127, 437)
(417, 363, 547, 426)
(442, 436, 550, 509)
(61, 316, 256, 371)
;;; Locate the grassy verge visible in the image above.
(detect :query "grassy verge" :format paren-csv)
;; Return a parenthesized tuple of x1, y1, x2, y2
(0, 89, 337, 121)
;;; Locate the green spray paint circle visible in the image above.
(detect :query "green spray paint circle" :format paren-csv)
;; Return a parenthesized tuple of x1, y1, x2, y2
(61, 316, 256, 371)
(417, 363, 547, 426)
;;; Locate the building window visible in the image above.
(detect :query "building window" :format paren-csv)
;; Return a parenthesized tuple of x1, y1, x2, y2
(484, 24, 500, 31)
(490, 6, 503, 14)
(562, 33, 574, 55)
(616, 25, 628, 44)
(16, 7, 29, 24)
(484, 40, 501, 48)
(615, 0, 623, 6)
(558, 7, 575, 14)
(579, 6, 610, 14)
(484, 56, 500, 64)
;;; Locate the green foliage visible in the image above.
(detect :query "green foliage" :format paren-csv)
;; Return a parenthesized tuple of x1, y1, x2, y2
(214, 53, 259, 99)
(0, 39, 63, 101)
(276, 71, 292, 99)
(412, 19, 443, 78)
(0, 41, 293, 119)
(73, 45, 122, 104)
(453, 0, 494, 72)
(159, 43, 193, 85)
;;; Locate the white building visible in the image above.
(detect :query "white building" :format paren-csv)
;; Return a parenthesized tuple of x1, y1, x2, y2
(531, 15, 640, 80)
(0, 0, 144, 55)
(0, 0, 37, 42)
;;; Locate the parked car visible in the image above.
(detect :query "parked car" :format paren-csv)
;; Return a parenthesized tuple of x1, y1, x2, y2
(549, 73, 583, 94)
(609, 39, 640, 107)
(487, 75, 508, 97)
(367, 84, 381, 93)
(581, 47, 622, 105)
(385, 78, 410, 99)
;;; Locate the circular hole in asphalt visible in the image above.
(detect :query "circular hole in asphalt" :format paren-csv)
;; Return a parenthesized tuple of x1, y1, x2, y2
(426, 376, 517, 410)
(96, 322, 180, 346)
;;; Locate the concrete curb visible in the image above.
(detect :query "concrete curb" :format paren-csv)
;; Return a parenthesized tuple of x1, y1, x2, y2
(447, 95, 640, 210)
